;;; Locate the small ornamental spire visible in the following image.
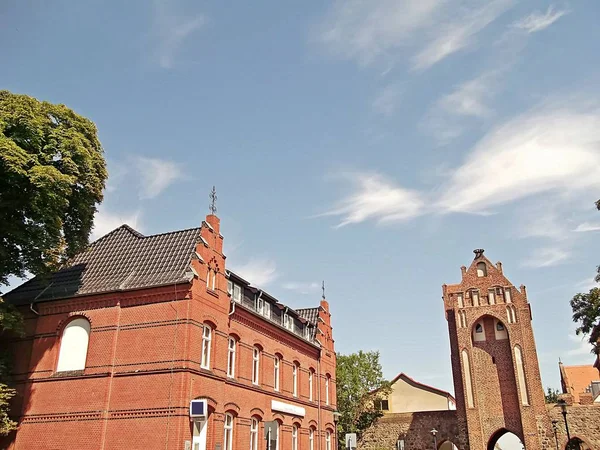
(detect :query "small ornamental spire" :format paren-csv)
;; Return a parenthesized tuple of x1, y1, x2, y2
(473, 248, 485, 258)
(322, 280, 325, 300)
(209, 186, 218, 215)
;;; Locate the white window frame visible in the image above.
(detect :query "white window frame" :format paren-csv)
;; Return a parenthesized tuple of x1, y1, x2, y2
(457, 293, 464, 308)
(227, 337, 236, 378)
(263, 303, 271, 319)
(488, 289, 495, 305)
(326, 430, 331, 450)
(233, 284, 242, 303)
(56, 317, 91, 372)
(257, 297, 264, 315)
(284, 313, 293, 330)
(309, 428, 314, 450)
(201, 325, 212, 369)
(309, 370, 314, 401)
(293, 363, 298, 397)
(292, 425, 298, 450)
(325, 375, 330, 405)
(250, 418, 259, 450)
(224, 413, 234, 450)
(252, 347, 260, 385)
(505, 287, 512, 303)
(227, 280, 233, 296)
(304, 325, 311, 340)
(274, 356, 280, 391)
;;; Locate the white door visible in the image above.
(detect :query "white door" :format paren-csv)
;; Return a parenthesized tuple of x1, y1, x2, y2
(192, 420, 207, 450)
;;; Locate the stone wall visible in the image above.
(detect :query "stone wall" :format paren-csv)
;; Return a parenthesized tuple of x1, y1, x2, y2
(541, 403, 600, 449)
(358, 411, 466, 450)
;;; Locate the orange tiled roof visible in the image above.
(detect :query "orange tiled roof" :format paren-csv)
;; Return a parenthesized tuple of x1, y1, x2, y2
(560, 363, 600, 403)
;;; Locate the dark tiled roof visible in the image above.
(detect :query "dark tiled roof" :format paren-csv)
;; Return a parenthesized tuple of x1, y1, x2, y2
(296, 307, 319, 325)
(4, 225, 201, 305)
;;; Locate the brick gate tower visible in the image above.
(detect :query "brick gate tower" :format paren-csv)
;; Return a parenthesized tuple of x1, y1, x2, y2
(443, 250, 550, 450)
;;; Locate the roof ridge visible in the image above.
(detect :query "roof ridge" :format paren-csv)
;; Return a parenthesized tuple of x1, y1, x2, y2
(139, 226, 202, 239)
(90, 224, 144, 246)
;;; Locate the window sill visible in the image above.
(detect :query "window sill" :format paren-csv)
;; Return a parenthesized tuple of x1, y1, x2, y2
(206, 289, 219, 298)
(52, 369, 85, 378)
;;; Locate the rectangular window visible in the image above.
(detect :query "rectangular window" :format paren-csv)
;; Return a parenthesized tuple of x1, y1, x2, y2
(472, 290, 479, 307)
(227, 337, 236, 378)
(256, 297, 264, 315)
(284, 313, 293, 330)
(457, 293, 464, 308)
(227, 280, 233, 296)
(274, 357, 280, 391)
(309, 370, 313, 401)
(488, 289, 495, 305)
(505, 287, 512, 303)
(264, 303, 271, 319)
(233, 284, 242, 303)
(304, 325, 311, 340)
(293, 364, 298, 397)
(292, 425, 298, 450)
(224, 414, 234, 450)
(250, 419, 259, 450)
(325, 376, 330, 405)
(252, 347, 260, 385)
(201, 326, 211, 369)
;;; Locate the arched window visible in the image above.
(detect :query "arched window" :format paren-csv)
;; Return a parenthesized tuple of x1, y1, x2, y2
(309, 369, 314, 401)
(223, 413, 234, 450)
(309, 428, 315, 450)
(252, 347, 260, 385)
(201, 324, 212, 369)
(56, 317, 91, 372)
(325, 374, 331, 405)
(475, 324, 483, 333)
(273, 355, 280, 391)
(293, 362, 299, 397)
(292, 425, 299, 450)
(473, 322, 485, 342)
(250, 418, 259, 450)
(514, 345, 529, 406)
(495, 320, 508, 340)
(477, 262, 487, 277)
(461, 349, 474, 408)
(227, 337, 237, 378)
(325, 430, 332, 450)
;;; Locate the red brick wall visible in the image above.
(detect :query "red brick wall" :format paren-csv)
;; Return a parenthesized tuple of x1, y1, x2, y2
(2, 217, 336, 450)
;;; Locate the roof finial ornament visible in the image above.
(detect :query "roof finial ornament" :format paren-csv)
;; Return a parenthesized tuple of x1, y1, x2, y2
(322, 280, 325, 300)
(473, 248, 485, 258)
(209, 186, 218, 215)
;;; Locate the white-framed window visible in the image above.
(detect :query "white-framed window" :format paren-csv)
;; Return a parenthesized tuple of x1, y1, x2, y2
(457, 293, 464, 308)
(252, 347, 261, 385)
(233, 284, 242, 303)
(227, 280, 233, 295)
(292, 425, 298, 450)
(325, 375, 330, 405)
(263, 303, 271, 319)
(224, 413, 234, 450)
(304, 325, 311, 340)
(326, 430, 331, 450)
(309, 428, 314, 450)
(56, 317, 91, 372)
(505, 287, 512, 303)
(309, 369, 314, 401)
(227, 337, 236, 378)
(283, 313, 293, 331)
(476, 262, 487, 277)
(201, 325, 212, 369)
(472, 290, 480, 307)
(256, 296, 264, 315)
(274, 356, 280, 391)
(488, 289, 495, 305)
(293, 363, 299, 397)
(250, 418, 259, 450)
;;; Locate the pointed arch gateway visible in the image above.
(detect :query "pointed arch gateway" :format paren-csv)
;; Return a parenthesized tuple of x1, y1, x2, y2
(487, 429, 524, 450)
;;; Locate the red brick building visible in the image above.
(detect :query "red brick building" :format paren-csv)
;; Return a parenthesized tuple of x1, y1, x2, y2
(1, 213, 337, 450)
(443, 249, 549, 450)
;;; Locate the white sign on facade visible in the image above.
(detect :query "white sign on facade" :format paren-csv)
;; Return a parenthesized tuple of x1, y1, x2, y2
(271, 400, 306, 417)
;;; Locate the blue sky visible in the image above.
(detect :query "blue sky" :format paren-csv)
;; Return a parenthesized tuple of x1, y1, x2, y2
(2, 0, 600, 404)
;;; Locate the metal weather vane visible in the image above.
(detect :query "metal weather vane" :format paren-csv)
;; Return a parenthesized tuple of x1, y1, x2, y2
(209, 186, 218, 214)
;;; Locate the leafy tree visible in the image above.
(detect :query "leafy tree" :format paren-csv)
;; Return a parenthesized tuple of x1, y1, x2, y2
(544, 387, 560, 404)
(0, 90, 107, 286)
(0, 297, 24, 435)
(336, 351, 391, 442)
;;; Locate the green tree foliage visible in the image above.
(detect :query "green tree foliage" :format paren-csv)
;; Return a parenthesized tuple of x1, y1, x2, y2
(544, 387, 560, 404)
(336, 351, 391, 441)
(0, 297, 24, 435)
(0, 90, 107, 285)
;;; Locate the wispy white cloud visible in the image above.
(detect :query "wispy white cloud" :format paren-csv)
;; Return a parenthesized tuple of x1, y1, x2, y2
(232, 258, 278, 287)
(521, 247, 570, 268)
(437, 107, 600, 214)
(566, 334, 595, 357)
(92, 206, 143, 241)
(438, 72, 497, 118)
(282, 282, 321, 295)
(319, 173, 426, 228)
(153, 0, 206, 69)
(372, 84, 402, 116)
(518, 207, 571, 241)
(316, 0, 513, 70)
(574, 222, 600, 233)
(133, 156, 185, 199)
(513, 6, 569, 34)
(412, 0, 514, 70)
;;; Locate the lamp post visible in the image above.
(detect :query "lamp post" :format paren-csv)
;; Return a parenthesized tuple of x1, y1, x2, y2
(333, 412, 341, 450)
(551, 420, 559, 450)
(431, 428, 438, 450)
(557, 399, 571, 443)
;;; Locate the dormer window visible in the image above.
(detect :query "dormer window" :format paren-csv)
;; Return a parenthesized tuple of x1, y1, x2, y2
(283, 312, 293, 331)
(477, 262, 487, 277)
(228, 281, 242, 303)
(304, 325, 311, 340)
(256, 297, 264, 315)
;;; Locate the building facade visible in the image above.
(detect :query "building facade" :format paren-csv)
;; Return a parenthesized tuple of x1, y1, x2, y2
(1, 213, 337, 450)
(376, 373, 456, 414)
